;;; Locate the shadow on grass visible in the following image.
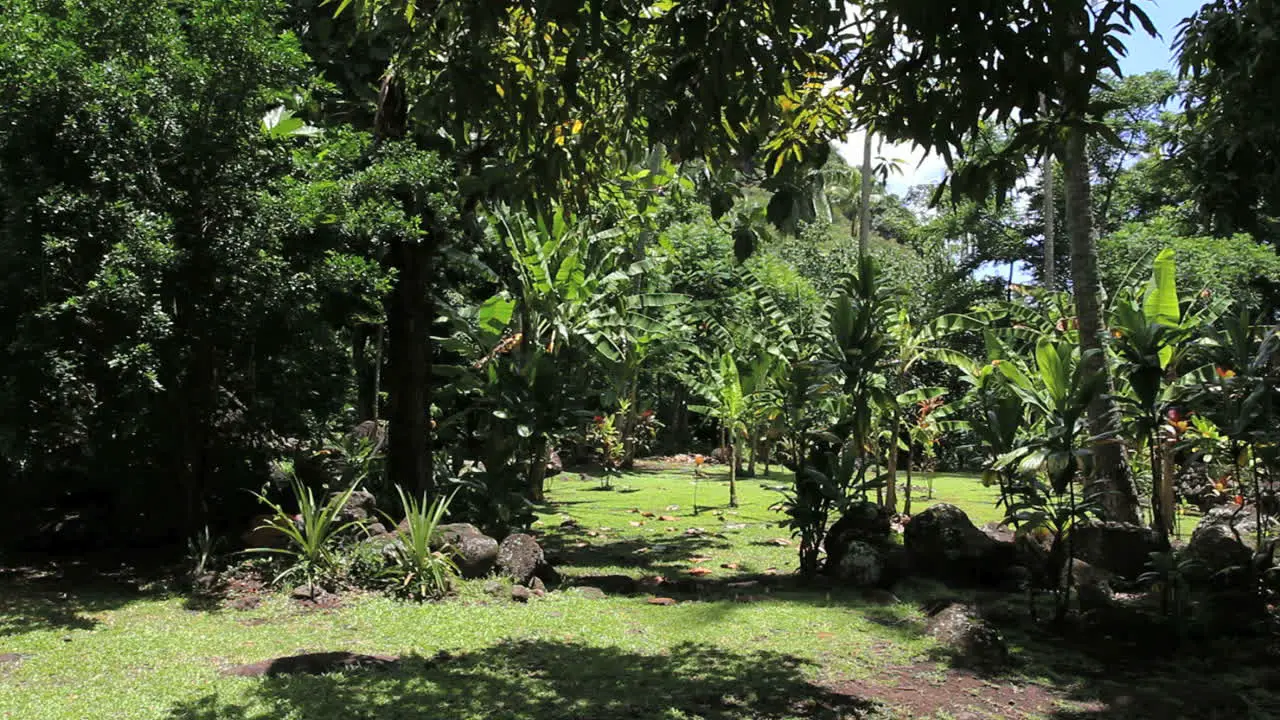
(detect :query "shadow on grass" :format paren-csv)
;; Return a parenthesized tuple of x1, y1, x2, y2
(540, 528, 735, 576)
(164, 639, 889, 720)
(0, 553, 173, 637)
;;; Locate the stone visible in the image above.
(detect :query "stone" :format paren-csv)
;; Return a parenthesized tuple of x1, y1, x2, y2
(431, 523, 499, 579)
(903, 504, 1014, 586)
(824, 501, 893, 573)
(647, 597, 677, 606)
(496, 533, 551, 586)
(1068, 559, 1115, 612)
(833, 541, 884, 587)
(1197, 505, 1276, 551)
(546, 450, 564, 478)
(575, 575, 639, 595)
(1185, 523, 1252, 586)
(529, 576, 547, 594)
(290, 584, 332, 602)
(241, 514, 290, 549)
(1070, 520, 1162, 579)
(332, 489, 378, 525)
(510, 585, 533, 603)
(573, 587, 607, 600)
(924, 602, 1009, 668)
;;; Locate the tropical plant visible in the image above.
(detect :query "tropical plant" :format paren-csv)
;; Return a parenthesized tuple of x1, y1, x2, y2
(248, 478, 364, 591)
(382, 486, 459, 601)
(691, 352, 750, 508)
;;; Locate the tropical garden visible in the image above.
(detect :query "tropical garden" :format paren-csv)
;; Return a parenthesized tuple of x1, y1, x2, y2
(2, 0, 1280, 718)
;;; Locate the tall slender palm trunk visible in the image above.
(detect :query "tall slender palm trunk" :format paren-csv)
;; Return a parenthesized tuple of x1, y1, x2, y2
(1063, 126, 1139, 524)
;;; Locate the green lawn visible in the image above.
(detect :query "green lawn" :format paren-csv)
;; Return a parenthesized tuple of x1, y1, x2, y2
(2, 464, 1274, 720)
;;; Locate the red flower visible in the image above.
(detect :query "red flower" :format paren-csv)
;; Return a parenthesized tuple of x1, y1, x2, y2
(1167, 408, 1183, 422)
(1234, 494, 1245, 506)
(593, 415, 604, 424)
(1216, 366, 1237, 379)
(641, 409, 654, 418)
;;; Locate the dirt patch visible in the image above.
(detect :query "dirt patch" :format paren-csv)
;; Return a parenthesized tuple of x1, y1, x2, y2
(828, 664, 1063, 719)
(0, 653, 27, 670)
(221, 651, 399, 677)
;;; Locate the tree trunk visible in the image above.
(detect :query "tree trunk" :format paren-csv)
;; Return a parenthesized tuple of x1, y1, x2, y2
(1041, 95, 1057, 287)
(1064, 126, 1139, 524)
(528, 435, 550, 504)
(385, 239, 433, 497)
(729, 434, 739, 508)
(353, 323, 380, 421)
(903, 447, 913, 516)
(884, 426, 898, 513)
(376, 70, 435, 498)
(1159, 442, 1176, 538)
(858, 130, 874, 258)
(620, 376, 640, 469)
(747, 426, 759, 477)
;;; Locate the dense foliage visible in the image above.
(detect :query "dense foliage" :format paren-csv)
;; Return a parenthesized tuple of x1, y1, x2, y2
(2, 0, 1278, 625)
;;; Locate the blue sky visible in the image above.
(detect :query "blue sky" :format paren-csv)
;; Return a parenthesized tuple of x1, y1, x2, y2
(836, 0, 1201, 195)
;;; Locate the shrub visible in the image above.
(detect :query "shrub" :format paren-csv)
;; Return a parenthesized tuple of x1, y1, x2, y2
(382, 486, 459, 601)
(248, 476, 363, 589)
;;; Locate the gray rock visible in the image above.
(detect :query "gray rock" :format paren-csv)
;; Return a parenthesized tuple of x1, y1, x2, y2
(510, 585, 533, 603)
(496, 533, 551, 586)
(1068, 559, 1115, 612)
(572, 586, 608, 600)
(904, 504, 1014, 586)
(1071, 520, 1162, 579)
(924, 602, 1009, 668)
(833, 541, 884, 587)
(825, 501, 893, 566)
(332, 489, 378, 525)
(431, 523, 499, 579)
(1185, 523, 1252, 586)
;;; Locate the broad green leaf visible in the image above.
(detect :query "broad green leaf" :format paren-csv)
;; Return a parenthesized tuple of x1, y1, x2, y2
(1144, 248, 1178, 367)
(477, 295, 515, 337)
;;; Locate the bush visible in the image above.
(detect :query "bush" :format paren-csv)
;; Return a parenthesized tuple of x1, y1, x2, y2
(381, 487, 459, 601)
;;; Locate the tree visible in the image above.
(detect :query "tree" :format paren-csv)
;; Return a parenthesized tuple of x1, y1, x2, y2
(0, 0, 362, 540)
(1177, 0, 1280, 237)
(691, 352, 750, 508)
(328, 0, 856, 496)
(850, 0, 1157, 523)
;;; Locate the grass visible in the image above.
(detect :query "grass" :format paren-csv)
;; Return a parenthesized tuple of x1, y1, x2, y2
(2, 463, 1276, 720)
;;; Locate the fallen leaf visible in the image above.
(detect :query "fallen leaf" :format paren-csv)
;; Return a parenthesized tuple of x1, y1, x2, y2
(648, 597, 677, 606)
(721, 563, 740, 570)
(687, 567, 713, 576)
(628, 509, 640, 514)
(586, 531, 600, 537)
(572, 542, 589, 548)
(640, 511, 655, 518)
(769, 538, 792, 546)
(764, 567, 779, 575)
(665, 505, 680, 511)
(629, 521, 645, 527)
(689, 556, 712, 564)
(658, 515, 678, 521)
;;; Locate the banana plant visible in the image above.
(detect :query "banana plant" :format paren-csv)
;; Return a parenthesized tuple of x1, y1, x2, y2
(689, 351, 750, 508)
(1111, 248, 1226, 540)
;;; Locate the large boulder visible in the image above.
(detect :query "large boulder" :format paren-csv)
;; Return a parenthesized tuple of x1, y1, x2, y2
(924, 602, 1009, 668)
(496, 533, 554, 586)
(1068, 559, 1115, 612)
(1196, 505, 1276, 551)
(1185, 523, 1252, 587)
(431, 523, 499, 579)
(332, 489, 378, 525)
(1070, 520, 1162, 580)
(832, 541, 884, 587)
(904, 504, 1014, 586)
(825, 501, 892, 566)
